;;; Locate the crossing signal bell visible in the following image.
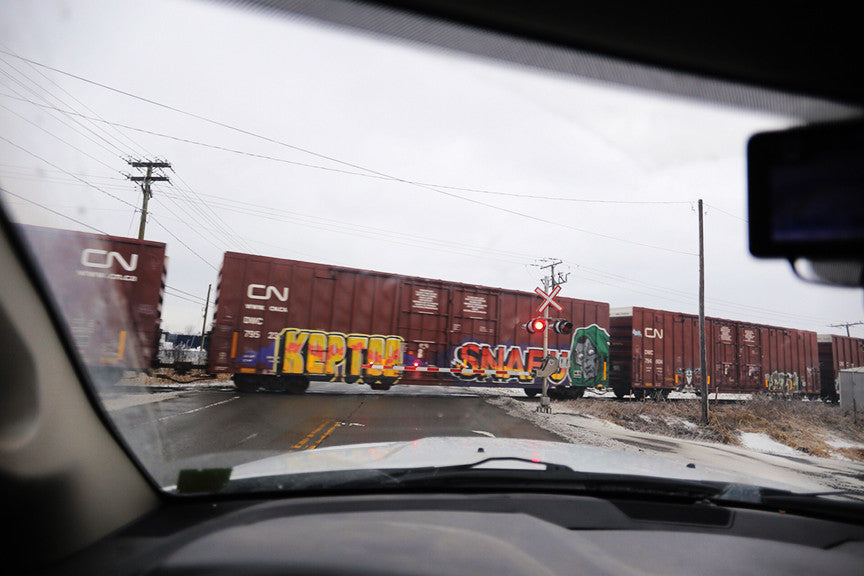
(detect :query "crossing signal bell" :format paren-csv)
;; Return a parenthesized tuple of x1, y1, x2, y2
(525, 317, 547, 333)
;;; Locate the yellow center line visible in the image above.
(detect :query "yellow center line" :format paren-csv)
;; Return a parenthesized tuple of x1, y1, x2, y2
(291, 420, 330, 452)
(307, 421, 341, 450)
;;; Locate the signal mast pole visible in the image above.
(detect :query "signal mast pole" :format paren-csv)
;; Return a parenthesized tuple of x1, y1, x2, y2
(538, 259, 569, 411)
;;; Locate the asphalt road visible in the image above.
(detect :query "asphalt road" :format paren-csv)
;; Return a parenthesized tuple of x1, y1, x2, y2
(107, 386, 562, 486)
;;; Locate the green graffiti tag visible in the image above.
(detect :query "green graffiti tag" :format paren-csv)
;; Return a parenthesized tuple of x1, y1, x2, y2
(765, 371, 801, 395)
(568, 324, 611, 388)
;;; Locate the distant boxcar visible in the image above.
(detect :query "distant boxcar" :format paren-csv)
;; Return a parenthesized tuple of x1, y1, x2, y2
(610, 306, 820, 398)
(18, 225, 166, 381)
(208, 252, 610, 394)
(818, 334, 864, 402)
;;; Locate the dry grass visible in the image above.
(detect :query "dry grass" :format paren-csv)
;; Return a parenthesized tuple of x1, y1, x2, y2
(561, 395, 864, 462)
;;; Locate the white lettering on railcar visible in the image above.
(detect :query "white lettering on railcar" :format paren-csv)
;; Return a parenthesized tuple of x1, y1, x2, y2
(76, 270, 138, 282)
(247, 284, 289, 301)
(645, 327, 664, 339)
(81, 249, 138, 271)
(243, 316, 264, 325)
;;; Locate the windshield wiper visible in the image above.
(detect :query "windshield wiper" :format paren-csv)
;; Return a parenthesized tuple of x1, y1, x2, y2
(215, 456, 729, 502)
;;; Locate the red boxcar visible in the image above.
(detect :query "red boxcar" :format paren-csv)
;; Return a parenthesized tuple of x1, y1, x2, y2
(610, 306, 820, 398)
(17, 225, 166, 381)
(208, 252, 610, 394)
(818, 334, 864, 401)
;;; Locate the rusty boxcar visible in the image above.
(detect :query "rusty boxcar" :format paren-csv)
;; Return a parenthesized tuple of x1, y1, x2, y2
(208, 252, 610, 394)
(17, 225, 166, 381)
(818, 334, 864, 402)
(610, 306, 820, 398)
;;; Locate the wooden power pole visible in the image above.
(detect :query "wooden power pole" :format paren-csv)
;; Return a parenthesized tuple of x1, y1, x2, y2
(127, 160, 171, 240)
(698, 199, 709, 425)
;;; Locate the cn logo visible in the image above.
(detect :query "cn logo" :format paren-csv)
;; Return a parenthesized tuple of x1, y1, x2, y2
(645, 327, 664, 339)
(247, 284, 289, 301)
(80, 249, 138, 271)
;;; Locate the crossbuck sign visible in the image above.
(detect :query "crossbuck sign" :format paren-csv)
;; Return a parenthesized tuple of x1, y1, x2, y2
(534, 285, 563, 313)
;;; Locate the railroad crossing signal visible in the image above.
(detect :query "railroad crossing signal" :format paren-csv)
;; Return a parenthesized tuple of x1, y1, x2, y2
(534, 285, 563, 313)
(524, 317, 572, 334)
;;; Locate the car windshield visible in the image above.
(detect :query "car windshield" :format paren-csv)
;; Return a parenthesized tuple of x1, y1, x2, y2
(2, 0, 864, 497)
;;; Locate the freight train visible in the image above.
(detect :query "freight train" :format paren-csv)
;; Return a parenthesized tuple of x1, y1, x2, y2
(19, 224, 167, 384)
(610, 307, 824, 400)
(19, 225, 864, 400)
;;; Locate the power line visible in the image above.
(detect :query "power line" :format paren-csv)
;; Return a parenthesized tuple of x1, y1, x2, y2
(0, 60, 131, 160)
(0, 101, 122, 174)
(0, 46, 149, 158)
(0, 51, 696, 256)
(0, 187, 108, 234)
(0, 134, 137, 210)
(2, 94, 697, 208)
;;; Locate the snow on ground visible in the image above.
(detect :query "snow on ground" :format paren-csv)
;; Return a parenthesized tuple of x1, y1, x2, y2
(738, 432, 802, 457)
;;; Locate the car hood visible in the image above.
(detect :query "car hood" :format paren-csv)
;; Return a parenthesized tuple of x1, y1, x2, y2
(225, 436, 809, 493)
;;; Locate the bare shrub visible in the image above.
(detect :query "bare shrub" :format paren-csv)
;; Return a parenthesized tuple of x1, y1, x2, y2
(561, 394, 864, 462)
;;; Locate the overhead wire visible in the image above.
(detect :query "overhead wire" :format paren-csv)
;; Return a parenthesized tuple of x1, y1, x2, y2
(0, 48, 146, 159)
(0, 63, 131, 161)
(0, 50, 697, 256)
(0, 186, 108, 234)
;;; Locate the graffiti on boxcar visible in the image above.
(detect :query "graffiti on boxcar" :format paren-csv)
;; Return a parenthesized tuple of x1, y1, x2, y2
(569, 324, 611, 387)
(674, 367, 704, 389)
(765, 371, 801, 395)
(233, 328, 405, 382)
(451, 342, 569, 383)
(237, 340, 278, 369)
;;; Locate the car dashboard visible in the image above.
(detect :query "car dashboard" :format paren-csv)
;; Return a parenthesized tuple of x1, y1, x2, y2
(40, 492, 864, 575)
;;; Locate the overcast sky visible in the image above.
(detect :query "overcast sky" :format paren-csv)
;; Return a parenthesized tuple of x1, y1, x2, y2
(2, 0, 862, 336)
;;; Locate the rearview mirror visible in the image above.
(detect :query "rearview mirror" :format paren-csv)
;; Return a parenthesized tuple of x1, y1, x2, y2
(748, 121, 864, 259)
(748, 120, 864, 286)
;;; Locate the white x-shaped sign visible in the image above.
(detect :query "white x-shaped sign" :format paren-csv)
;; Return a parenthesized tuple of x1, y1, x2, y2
(534, 285, 562, 313)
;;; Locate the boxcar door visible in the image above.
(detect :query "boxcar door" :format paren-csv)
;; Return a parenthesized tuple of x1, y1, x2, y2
(713, 322, 738, 392)
(398, 282, 449, 383)
(738, 325, 763, 392)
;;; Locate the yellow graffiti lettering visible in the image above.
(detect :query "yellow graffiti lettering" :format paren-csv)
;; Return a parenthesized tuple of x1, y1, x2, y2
(366, 337, 386, 377)
(346, 335, 369, 377)
(306, 331, 327, 374)
(325, 334, 347, 377)
(280, 329, 308, 374)
(277, 328, 403, 383)
(384, 337, 403, 379)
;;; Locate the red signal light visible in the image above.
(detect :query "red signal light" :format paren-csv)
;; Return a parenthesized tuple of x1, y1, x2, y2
(526, 317, 547, 333)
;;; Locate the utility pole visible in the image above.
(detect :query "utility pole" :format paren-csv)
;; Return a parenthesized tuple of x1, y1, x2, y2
(698, 199, 709, 425)
(538, 259, 569, 411)
(829, 321, 864, 337)
(127, 160, 171, 240)
(200, 284, 212, 350)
